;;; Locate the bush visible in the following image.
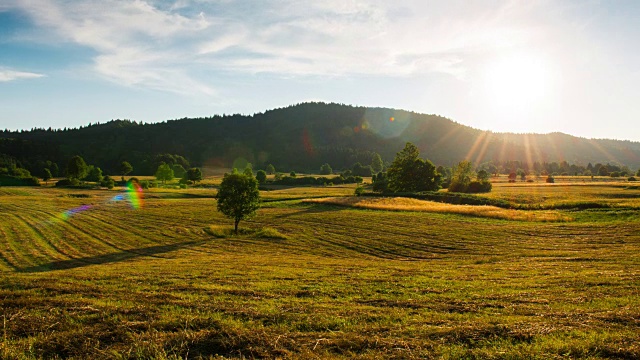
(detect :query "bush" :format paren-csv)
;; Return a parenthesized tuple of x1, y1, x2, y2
(354, 186, 364, 196)
(527, 179, 535, 183)
(628, 177, 637, 182)
(546, 176, 555, 183)
(101, 175, 115, 189)
(466, 181, 492, 193)
(179, 184, 187, 189)
(508, 179, 516, 183)
(56, 178, 80, 187)
(2, 176, 41, 186)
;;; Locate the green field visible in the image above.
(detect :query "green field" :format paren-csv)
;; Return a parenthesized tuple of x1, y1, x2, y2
(1, 182, 639, 359)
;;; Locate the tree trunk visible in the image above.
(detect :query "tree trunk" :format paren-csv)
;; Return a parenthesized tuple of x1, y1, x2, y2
(234, 219, 239, 234)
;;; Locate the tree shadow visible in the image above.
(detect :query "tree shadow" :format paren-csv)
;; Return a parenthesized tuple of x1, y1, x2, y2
(273, 202, 342, 219)
(18, 240, 206, 273)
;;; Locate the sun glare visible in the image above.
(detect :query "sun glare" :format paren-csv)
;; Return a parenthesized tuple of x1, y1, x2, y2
(482, 51, 553, 113)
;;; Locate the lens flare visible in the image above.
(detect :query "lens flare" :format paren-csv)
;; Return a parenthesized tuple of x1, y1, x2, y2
(302, 128, 315, 155)
(59, 205, 93, 221)
(126, 181, 144, 209)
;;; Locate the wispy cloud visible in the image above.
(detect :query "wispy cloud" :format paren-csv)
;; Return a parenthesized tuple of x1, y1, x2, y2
(5, 0, 550, 94)
(0, 68, 45, 82)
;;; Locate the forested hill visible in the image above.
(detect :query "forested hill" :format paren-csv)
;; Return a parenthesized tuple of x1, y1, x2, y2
(2, 102, 640, 175)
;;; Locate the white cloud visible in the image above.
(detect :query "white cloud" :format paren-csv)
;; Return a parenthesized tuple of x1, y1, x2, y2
(6, 0, 557, 93)
(0, 68, 45, 82)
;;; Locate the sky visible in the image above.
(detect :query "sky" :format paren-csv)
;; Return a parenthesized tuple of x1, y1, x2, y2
(1, 0, 639, 141)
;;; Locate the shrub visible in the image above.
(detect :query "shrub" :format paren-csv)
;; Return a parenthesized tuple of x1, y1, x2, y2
(546, 176, 555, 183)
(527, 179, 535, 183)
(256, 170, 267, 183)
(628, 177, 637, 182)
(466, 181, 492, 193)
(354, 186, 364, 196)
(56, 178, 80, 187)
(101, 175, 115, 189)
(179, 184, 187, 189)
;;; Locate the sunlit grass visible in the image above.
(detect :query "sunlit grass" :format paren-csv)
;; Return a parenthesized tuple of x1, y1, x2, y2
(0, 182, 638, 358)
(306, 196, 572, 222)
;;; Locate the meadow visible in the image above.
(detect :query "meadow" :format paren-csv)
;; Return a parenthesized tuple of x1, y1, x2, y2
(0, 179, 639, 359)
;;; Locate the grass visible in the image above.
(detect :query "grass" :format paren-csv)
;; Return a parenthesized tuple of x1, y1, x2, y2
(0, 183, 639, 358)
(307, 196, 572, 222)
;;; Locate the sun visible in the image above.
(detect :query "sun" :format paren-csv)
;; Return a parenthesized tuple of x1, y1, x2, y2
(482, 51, 553, 113)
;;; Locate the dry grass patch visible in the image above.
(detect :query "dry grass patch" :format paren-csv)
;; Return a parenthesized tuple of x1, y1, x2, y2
(306, 196, 572, 222)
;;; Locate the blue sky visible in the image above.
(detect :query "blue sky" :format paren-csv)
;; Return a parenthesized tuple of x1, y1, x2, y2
(1, 0, 639, 141)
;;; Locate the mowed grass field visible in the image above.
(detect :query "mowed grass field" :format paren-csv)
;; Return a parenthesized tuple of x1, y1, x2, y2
(1, 181, 639, 359)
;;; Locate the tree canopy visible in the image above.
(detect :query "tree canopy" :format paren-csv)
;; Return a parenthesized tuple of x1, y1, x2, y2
(386, 142, 440, 192)
(216, 173, 260, 234)
(120, 161, 133, 177)
(186, 167, 203, 183)
(155, 163, 174, 184)
(67, 155, 88, 180)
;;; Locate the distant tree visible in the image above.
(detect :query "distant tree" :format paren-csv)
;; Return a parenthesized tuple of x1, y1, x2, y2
(371, 153, 384, 174)
(320, 163, 333, 175)
(387, 142, 441, 192)
(351, 162, 373, 177)
(50, 163, 59, 177)
(476, 169, 490, 182)
(186, 167, 203, 183)
(598, 166, 610, 176)
(101, 175, 115, 189)
(216, 173, 260, 234)
(243, 167, 254, 177)
(372, 171, 388, 192)
(172, 164, 186, 179)
(84, 166, 103, 183)
(120, 161, 133, 178)
(67, 155, 88, 180)
(42, 168, 52, 184)
(448, 161, 474, 193)
(290, 171, 296, 177)
(256, 170, 267, 183)
(508, 172, 517, 182)
(266, 164, 276, 175)
(546, 175, 555, 183)
(155, 163, 174, 184)
(487, 163, 498, 176)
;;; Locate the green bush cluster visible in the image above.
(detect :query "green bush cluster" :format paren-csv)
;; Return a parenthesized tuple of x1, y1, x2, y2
(270, 175, 362, 186)
(0, 175, 40, 187)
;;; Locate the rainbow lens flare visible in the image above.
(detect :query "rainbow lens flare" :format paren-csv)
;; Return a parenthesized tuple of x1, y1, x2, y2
(59, 205, 93, 221)
(126, 181, 144, 209)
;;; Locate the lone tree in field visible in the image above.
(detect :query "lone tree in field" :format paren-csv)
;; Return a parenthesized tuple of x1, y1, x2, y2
(256, 170, 267, 183)
(217, 173, 260, 234)
(186, 167, 203, 183)
(266, 164, 276, 175)
(42, 168, 52, 184)
(120, 161, 133, 180)
(386, 142, 440, 192)
(155, 163, 174, 184)
(320, 163, 332, 175)
(67, 155, 88, 180)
